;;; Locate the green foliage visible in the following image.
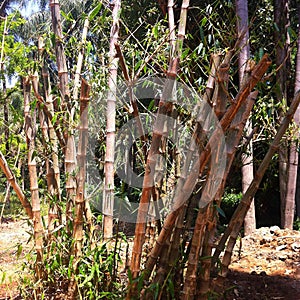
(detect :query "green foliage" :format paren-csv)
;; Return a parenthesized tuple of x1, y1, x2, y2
(220, 189, 243, 221)
(293, 217, 300, 231)
(1, 12, 33, 77)
(20, 222, 128, 299)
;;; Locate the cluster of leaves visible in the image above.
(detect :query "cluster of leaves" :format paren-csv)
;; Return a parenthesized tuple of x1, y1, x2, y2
(20, 220, 128, 299)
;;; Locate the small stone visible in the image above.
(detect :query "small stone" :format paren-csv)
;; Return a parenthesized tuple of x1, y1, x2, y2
(260, 236, 272, 245)
(291, 242, 300, 252)
(276, 244, 287, 251)
(259, 271, 267, 276)
(270, 226, 280, 234)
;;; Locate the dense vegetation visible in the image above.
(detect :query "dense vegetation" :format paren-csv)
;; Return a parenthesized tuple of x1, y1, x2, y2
(0, 0, 300, 299)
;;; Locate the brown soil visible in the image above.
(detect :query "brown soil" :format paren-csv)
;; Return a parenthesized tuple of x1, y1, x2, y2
(0, 218, 32, 300)
(0, 221, 299, 299)
(223, 226, 300, 300)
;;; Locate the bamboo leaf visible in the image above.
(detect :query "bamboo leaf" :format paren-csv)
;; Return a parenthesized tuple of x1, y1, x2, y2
(89, 3, 102, 21)
(168, 278, 175, 297)
(216, 206, 226, 218)
(259, 48, 264, 60)
(16, 243, 23, 259)
(1, 272, 6, 284)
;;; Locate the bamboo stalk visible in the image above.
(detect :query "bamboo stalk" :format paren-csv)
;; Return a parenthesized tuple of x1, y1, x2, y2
(150, 58, 181, 286)
(49, 0, 70, 108)
(103, 0, 121, 239)
(73, 78, 90, 256)
(73, 17, 89, 104)
(23, 77, 44, 279)
(165, 53, 223, 285)
(168, 0, 176, 58)
(197, 92, 258, 297)
(49, 0, 77, 228)
(213, 89, 300, 283)
(144, 54, 270, 282)
(31, 74, 66, 150)
(181, 206, 210, 299)
(128, 4, 191, 294)
(71, 15, 93, 237)
(39, 36, 62, 204)
(0, 150, 33, 219)
(37, 102, 59, 233)
(203, 53, 222, 103)
(115, 43, 147, 157)
(67, 79, 91, 298)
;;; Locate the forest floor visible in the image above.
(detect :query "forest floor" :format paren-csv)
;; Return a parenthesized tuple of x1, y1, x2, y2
(0, 219, 299, 299)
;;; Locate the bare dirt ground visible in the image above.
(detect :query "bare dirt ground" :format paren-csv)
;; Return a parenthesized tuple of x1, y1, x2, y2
(0, 220, 299, 299)
(223, 226, 300, 300)
(0, 218, 32, 300)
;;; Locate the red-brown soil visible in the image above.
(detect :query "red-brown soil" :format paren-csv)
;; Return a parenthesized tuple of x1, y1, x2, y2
(223, 226, 300, 300)
(0, 220, 299, 299)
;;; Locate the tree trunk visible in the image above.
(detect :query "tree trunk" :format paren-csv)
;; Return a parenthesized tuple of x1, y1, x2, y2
(284, 4, 300, 229)
(297, 153, 300, 218)
(274, 0, 291, 228)
(236, 0, 256, 235)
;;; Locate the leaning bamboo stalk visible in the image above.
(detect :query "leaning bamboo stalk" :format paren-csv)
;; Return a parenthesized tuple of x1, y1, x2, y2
(208, 95, 257, 269)
(214, 89, 300, 282)
(195, 66, 257, 297)
(144, 55, 271, 281)
(129, 59, 179, 289)
(129, 3, 190, 292)
(103, 0, 121, 239)
(170, 54, 221, 290)
(0, 150, 33, 219)
(182, 128, 225, 299)
(181, 206, 210, 300)
(150, 1, 180, 279)
(166, 53, 223, 279)
(23, 77, 44, 279)
(197, 92, 258, 298)
(182, 107, 227, 299)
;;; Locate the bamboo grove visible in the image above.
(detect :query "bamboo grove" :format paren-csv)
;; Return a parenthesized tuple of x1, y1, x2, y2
(0, 0, 300, 299)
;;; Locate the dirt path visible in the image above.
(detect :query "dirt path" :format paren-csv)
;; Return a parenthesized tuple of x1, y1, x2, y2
(224, 226, 300, 300)
(0, 220, 299, 299)
(0, 218, 31, 299)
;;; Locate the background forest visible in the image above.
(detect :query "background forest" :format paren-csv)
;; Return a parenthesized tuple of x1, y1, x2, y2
(0, 0, 300, 299)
